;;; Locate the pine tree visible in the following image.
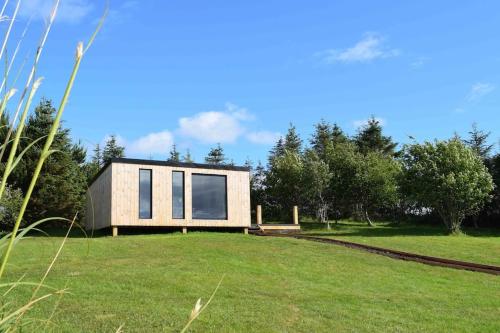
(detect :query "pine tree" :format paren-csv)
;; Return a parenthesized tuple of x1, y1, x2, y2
(205, 144, 226, 165)
(168, 144, 180, 162)
(268, 137, 285, 165)
(310, 119, 332, 159)
(354, 116, 397, 155)
(283, 123, 302, 154)
(244, 158, 253, 170)
(82, 143, 102, 183)
(102, 135, 125, 164)
(250, 161, 267, 209)
(182, 149, 194, 163)
(12, 98, 88, 222)
(463, 123, 493, 160)
(331, 123, 348, 146)
(92, 144, 102, 167)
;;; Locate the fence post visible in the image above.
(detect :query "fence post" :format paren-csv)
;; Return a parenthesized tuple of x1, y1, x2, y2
(293, 206, 299, 225)
(256, 205, 262, 224)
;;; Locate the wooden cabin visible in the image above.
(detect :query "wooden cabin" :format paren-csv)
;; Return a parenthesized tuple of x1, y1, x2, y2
(86, 158, 251, 235)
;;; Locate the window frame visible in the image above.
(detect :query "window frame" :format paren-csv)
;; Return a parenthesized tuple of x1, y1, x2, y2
(172, 170, 185, 219)
(138, 168, 153, 219)
(191, 173, 228, 220)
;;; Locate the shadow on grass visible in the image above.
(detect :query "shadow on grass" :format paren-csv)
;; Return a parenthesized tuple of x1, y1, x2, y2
(21, 226, 248, 238)
(300, 221, 500, 238)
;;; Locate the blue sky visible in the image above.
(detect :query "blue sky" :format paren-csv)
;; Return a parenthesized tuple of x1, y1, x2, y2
(7, 0, 500, 165)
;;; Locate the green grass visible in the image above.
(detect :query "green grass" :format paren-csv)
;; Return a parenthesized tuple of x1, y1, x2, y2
(3, 230, 500, 332)
(301, 220, 500, 266)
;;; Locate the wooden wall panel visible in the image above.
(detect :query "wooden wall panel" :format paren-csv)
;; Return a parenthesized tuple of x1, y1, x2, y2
(109, 162, 250, 228)
(86, 166, 112, 230)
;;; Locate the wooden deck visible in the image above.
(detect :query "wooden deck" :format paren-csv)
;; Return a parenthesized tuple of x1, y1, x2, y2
(251, 224, 301, 234)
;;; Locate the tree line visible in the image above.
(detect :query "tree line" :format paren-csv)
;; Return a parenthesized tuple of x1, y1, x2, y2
(248, 119, 497, 234)
(0, 98, 497, 235)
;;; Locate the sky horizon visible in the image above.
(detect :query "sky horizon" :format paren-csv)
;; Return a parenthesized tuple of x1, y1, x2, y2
(5, 0, 500, 165)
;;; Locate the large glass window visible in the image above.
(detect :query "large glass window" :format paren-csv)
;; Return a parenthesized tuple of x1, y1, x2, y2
(192, 174, 227, 220)
(139, 169, 152, 219)
(172, 171, 184, 219)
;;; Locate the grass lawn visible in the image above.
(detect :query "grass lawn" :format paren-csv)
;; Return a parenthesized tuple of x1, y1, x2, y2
(301, 220, 500, 266)
(3, 231, 500, 332)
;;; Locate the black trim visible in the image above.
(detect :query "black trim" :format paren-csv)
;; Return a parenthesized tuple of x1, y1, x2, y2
(88, 158, 249, 187)
(191, 173, 228, 220)
(139, 168, 153, 219)
(172, 171, 185, 219)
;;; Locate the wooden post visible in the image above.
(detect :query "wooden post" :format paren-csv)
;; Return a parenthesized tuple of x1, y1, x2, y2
(243, 227, 248, 235)
(293, 206, 299, 225)
(256, 205, 262, 225)
(182, 227, 187, 234)
(112, 226, 118, 237)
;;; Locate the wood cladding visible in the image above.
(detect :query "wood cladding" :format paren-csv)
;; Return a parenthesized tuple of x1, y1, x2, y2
(86, 161, 251, 229)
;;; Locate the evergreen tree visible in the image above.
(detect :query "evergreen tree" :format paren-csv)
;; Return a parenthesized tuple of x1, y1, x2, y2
(268, 137, 285, 165)
(310, 120, 332, 159)
(205, 144, 226, 165)
(250, 161, 267, 214)
(182, 149, 194, 163)
(244, 157, 253, 170)
(102, 135, 125, 164)
(463, 123, 493, 160)
(331, 123, 349, 146)
(12, 98, 88, 222)
(354, 116, 397, 155)
(168, 144, 180, 162)
(82, 144, 102, 183)
(92, 144, 102, 167)
(283, 123, 302, 154)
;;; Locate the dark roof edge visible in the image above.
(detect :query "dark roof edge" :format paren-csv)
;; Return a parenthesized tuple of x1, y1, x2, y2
(88, 157, 250, 188)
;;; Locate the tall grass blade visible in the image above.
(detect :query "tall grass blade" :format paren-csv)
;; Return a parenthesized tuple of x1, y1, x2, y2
(0, 40, 84, 279)
(7, 135, 47, 175)
(0, 217, 71, 252)
(180, 275, 225, 333)
(0, 0, 20, 63)
(0, 77, 44, 198)
(0, 88, 16, 119)
(0, 18, 31, 93)
(0, 0, 60, 163)
(0, 0, 9, 18)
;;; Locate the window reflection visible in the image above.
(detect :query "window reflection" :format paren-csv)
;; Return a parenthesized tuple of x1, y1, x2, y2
(172, 171, 184, 219)
(192, 174, 227, 220)
(139, 169, 152, 219)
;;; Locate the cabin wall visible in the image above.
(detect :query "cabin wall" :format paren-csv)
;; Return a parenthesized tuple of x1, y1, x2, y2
(110, 162, 250, 228)
(86, 165, 112, 230)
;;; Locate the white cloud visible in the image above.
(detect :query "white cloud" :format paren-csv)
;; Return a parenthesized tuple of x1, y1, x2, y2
(99, 103, 281, 158)
(127, 130, 174, 155)
(319, 33, 399, 64)
(225, 102, 255, 121)
(353, 117, 386, 129)
(177, 103, 251, 144)
(246, 131, 282, 145)
(19, 0, 93, 24)
(465, 82, 495, 102)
